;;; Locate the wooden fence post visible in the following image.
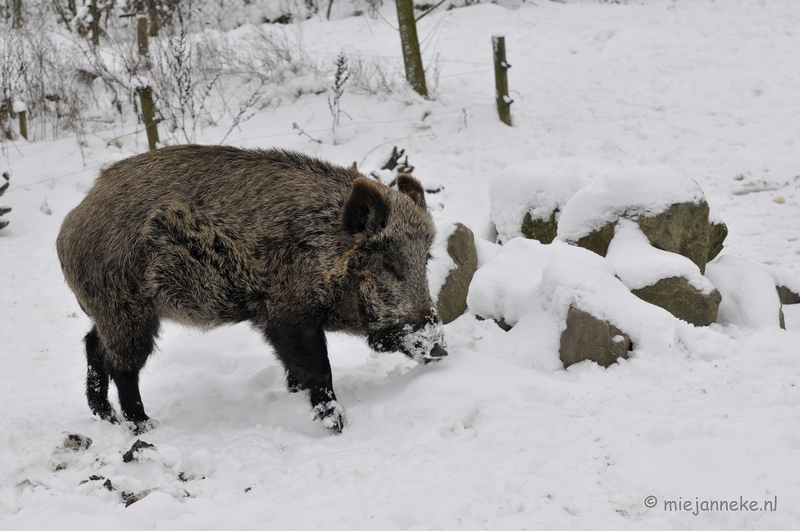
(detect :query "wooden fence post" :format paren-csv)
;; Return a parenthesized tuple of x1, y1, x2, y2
(396, 0, 428, 98)
(136, 86, 159, 151)
(492, 36, 512, 126)
(137, 15, 149, 58)
(12, 0, 23, 28)
(89, 0, 100, 46)
(18, 111, 27, 140)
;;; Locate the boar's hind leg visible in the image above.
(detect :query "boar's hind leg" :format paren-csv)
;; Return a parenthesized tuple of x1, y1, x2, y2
(265, 324, 344, 432)
(85, 326, 116, 423)
(93, 316, 158, 435)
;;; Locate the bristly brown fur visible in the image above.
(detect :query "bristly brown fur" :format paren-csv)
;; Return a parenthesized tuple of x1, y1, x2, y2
(56, 144, 446, 433)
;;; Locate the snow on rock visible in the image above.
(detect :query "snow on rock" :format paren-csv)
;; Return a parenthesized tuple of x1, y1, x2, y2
(760, 263, 800, 304)
(489, 157, 617, 243)
(467, 238, 614, 327)
(556, 165, 706, 244)
(705, 255, 785, 329)
(606, 219, 716, 294)
(427, 215, 458, 301)
(540, 257, 679, 357)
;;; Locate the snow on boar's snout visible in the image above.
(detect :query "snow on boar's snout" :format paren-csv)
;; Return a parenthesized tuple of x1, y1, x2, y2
(56, 145, 446, 434)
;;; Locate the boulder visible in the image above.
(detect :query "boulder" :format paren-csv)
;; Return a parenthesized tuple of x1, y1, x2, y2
(630, 276, 721, 327)
(574, 200, 715, 273)
(707, 220, 728, 262)
(777, 285, 800, 305)
(635, 201, 712, 273)
(559, 306, 631, 369)
(437, 223, 478, 324)
(705, 255, 785, 329)
(521, 210, 557, 244)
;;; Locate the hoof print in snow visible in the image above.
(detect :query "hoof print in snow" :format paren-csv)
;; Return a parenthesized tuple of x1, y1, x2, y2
(560, 306, 631, 369)
(62, 433, 93, 452)
(521, 210, 558, 244)
(437, 222, 478, 324)
(122, 439, 157, 463)
(631, 276, 721, 327)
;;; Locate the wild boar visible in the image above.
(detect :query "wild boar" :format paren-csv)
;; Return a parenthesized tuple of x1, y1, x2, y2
(56, 145, 447, 433)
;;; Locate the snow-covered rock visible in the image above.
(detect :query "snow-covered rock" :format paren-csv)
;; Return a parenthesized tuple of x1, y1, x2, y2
(489, 157, 616, 244)
(705, 255, 786, 329)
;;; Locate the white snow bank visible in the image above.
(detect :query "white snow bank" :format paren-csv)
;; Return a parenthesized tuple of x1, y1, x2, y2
(556, 165, 706, 243)
(466, 238, 614, 327)
(489, 157, 618, 243)
(705, 255, 783, 329)
(606, 219, 716, 293)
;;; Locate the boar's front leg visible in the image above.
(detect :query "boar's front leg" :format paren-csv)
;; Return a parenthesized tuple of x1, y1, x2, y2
(264, 323, 344, 432)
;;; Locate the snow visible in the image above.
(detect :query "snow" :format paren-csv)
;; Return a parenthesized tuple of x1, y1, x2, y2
(606, 219, 715, 293)
(556, 164, 705, 244)
(3, 1, 800, 529)
(489, 156, 616, 243)
(705, 254, 784, 330)
(467, 237, 614, 327)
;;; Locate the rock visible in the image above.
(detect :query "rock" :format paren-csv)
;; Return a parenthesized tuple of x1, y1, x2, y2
(122, 439, 157, 463)
(520, 210, 558, 244)
(559, 306, 631, 369)
(705, 255, 785, 329)
(62, 433, 93, 452)
(777, 285, 800, 305)
(636, 201, 712, 273)
(707, 221, 728, 262)
(437, 223, 478, 324)
(125, 489, 156, 507)
(630, 276, 721, 326)
(574, 221, 617, 257)
(570, 201, 715, 273)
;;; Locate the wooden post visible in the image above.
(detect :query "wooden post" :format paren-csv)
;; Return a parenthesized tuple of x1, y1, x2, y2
(136, 87, 159, 151)
(89, 0, 100, 46)
(18, 110, 27, 140)
(12, 0, 22, 28)
(396, 0, 428, 98)
(137, 16, 149, 57)
(492, 36, 512, 126)
(147, 0, 158, 37)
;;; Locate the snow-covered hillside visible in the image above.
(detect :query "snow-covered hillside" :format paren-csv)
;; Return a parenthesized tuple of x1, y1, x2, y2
(2, 1, 800, 529)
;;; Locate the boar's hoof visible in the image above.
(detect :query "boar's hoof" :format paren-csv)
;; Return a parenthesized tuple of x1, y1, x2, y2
(421, 344, 448, 364)
(129, 418, 158, 436)
(313, 400, 344, 433)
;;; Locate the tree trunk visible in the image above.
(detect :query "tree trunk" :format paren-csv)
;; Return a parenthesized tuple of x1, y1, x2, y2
(12, 0, 23, 29)
(395, 0, 427, 98)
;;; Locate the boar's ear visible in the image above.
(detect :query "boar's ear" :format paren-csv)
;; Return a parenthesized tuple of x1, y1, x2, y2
(341, 177, 389, 239)
(396, 174, 427, 209)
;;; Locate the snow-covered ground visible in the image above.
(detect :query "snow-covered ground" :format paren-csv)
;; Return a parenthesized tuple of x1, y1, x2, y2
(2, 0, 800, 529)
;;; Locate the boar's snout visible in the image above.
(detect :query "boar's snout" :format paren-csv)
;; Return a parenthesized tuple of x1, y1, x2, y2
(368, 312, 448, 364)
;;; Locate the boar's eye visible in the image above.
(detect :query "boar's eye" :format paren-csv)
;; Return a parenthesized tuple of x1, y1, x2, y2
(382, 259, 403, 280)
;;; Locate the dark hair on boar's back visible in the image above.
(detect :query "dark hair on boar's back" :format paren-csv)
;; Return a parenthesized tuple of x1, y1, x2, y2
(56, 145, 447, 434)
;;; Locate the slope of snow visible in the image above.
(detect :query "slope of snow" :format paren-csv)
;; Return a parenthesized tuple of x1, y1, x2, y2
(2, 1, 800, 529)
